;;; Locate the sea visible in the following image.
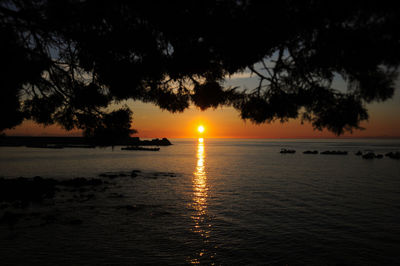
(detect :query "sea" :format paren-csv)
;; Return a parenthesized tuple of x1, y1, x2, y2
(1, 138, 400, 265)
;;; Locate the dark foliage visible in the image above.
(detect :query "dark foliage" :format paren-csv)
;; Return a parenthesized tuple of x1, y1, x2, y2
(83, 108, 136, 146)
(1, 0, 399, 136)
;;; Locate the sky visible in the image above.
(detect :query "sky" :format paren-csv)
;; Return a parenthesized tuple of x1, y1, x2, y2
(5, 73, 400, 139)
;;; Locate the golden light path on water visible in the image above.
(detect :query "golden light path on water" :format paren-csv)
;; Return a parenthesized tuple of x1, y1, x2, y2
(193, 137, 207, 221)
(189, 137, 213, 264)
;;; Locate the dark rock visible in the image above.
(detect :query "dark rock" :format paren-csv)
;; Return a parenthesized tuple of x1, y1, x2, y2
(130, 170, 141, 177)
(362, 152, 376, 159)
(0, 211, 23, 226)
(362, 152, 384, 159)
(280, 149, 296, 154)
(303, 150, 318, 154)
(160, 138, 172, 146)
(385, 151, 400, 159)
(320, 150, 348, 155)
(0, 177, 57, 203)
(0, 176, 105, 205)
(355, 151, 363, 156)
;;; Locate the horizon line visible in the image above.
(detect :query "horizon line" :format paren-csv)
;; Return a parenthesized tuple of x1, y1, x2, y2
(3, 135, 400, 140)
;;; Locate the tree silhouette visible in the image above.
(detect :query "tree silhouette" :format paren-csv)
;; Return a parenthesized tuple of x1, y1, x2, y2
(1, 0, 399, 138)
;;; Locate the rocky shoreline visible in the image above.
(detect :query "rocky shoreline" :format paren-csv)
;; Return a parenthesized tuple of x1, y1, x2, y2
(0, 170, 179, 228)
(280, 149, 400, 160)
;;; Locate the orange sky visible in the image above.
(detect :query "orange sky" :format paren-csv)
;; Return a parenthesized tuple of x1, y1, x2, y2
(5, 75, 400, 139)
(5, 98, 400, 139)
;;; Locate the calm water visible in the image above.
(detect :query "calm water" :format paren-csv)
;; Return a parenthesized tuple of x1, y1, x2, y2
(1, 139, 400, 265)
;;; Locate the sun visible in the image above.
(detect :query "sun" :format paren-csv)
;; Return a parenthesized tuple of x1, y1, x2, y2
(197, 125, 205, 133)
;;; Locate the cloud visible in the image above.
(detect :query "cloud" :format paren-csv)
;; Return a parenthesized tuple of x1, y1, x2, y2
(226, 72, 253, 79)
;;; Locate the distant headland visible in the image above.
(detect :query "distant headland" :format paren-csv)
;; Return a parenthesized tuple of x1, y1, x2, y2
(0, 136, 172, 148)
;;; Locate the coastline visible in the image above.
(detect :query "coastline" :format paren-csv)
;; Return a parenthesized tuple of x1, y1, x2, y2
(0, 136, 172, 148)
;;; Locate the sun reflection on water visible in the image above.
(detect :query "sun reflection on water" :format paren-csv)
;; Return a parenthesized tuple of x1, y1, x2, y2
(189, 137, 213, 264)
(193, 137, 208, 229)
